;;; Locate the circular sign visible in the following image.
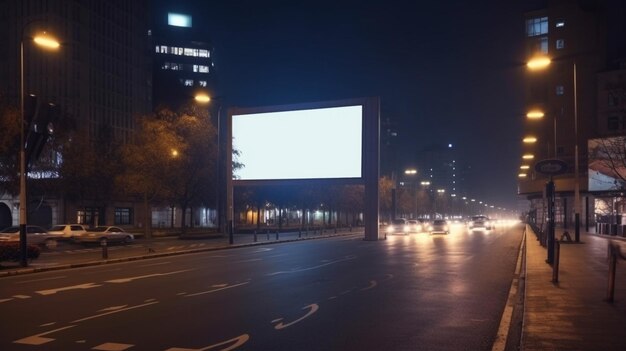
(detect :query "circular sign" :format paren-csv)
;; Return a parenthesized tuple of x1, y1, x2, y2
(534, 159, 568, 175)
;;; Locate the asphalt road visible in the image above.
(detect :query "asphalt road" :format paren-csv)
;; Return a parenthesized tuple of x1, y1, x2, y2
(0, 224, 523, 350)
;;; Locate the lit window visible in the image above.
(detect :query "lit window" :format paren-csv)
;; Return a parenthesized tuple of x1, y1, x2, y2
(176, 47, 183, 55)
(526, 16, 548, 37)
(155, 45, 159, 53)
(184, 48, 194, 56)
(148, 29, 152, 36)
(162, 62, 170, 70)
(193, 65, 199, 72)
(556, 85, 564, 95)
(199, 49, 209, 57)
(199, 80, 207, 87)
(193, 49, 199, 57)
(184, 79, 193, 86)
(198, 65, 209, 73)
(540, 37, 548, 53)
(556, 39, 564, 49)
(555, 20, 565, 28)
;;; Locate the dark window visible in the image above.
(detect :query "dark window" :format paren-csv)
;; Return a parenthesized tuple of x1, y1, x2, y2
(77, 207, 100, 226)
(115, 208, 132, 225)
(608, 116, 619, 130)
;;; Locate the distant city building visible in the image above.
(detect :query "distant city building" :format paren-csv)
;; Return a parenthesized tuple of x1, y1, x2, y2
(151, 11, 216, 109)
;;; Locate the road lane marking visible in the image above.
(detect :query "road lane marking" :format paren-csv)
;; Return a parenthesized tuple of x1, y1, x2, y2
(236, 258, 262, 263)
(105, 269, 193, 283)
(36, 283, 102, 296)
(491, 231, 525, 351)
(0, 298, 13, 303)
(267, 256, 356, 276)
(185, 282, 250, 297)
(92, 342, 134, 350)
(272, 304, 319, 330)
(40, 322, 56, 327)
(98, 305, 128, 312)
(360, 280, 377, 291)
(13, 325, 77, 345)
(138, 261, 171, 267)
(13, 294, 31, 299)
(165, 334, 250, 351)
(71, 301, 159, 323)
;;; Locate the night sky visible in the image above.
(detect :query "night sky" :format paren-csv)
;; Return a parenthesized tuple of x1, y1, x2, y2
(154, 0, 544, 211)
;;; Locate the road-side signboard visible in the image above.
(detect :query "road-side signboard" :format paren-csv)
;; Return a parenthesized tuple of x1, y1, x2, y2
(534, 159, 568, 175)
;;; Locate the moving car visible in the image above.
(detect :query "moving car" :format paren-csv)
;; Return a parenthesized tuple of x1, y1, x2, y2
(386, 218, 409, 235)
(0, 225, 58, 248)
(73, 226, 134, 244)
(406, 219, 423, 233)
(468, 215, 493, 230)
(428, 219, 449, 234)
(48, 224, 87, 240)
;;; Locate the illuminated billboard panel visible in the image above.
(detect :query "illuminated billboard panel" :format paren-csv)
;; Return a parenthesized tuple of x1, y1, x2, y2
(232, 105, 363, 181)
(588, 136, 626, 191)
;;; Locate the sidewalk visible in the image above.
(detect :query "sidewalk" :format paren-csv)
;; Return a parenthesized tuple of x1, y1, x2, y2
(522, 226, 626, 350)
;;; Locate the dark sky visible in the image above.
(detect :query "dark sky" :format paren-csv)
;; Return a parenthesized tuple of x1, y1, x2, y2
(155, 0, 544, 212)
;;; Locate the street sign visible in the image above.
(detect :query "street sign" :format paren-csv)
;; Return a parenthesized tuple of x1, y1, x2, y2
(534, 159, 568, 175)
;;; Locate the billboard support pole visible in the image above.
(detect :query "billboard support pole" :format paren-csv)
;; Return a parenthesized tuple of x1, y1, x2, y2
(363, 97, 381, 241)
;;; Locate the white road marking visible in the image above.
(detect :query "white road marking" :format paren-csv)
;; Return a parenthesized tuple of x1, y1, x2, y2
(92, 342, 134, 350)
(36, 283, 102, 296)
(144, 298, 156, 302)
(272, 304, 319, 330)
(360, 280, 377, 291)
(39, 322, 56, 327)
(13, 294, 31, 299)
(13, 325, 77, 345)
(0, 298, 13, 303)
(98, 305, 128, 312)
(267, 256, 356, 276)
(236, 258, 262, 263)
(165, 334, 250, 351)
(211, 284, 228, 288)
(185, 282, 250, 297)
(138, 261, 171, 267)
(71, 301, 159, 323)
(16, 275, 67, 284)
(105, 269, 193, 283)
(251, 248, 273, 253)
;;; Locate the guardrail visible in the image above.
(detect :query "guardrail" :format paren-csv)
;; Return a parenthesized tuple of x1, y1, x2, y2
(607, 242, 626, 303)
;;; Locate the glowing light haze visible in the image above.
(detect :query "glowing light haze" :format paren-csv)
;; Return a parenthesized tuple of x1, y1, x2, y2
(232, 105, 363, 180)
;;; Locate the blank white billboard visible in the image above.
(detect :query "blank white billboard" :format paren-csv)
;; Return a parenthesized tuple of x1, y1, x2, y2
(232, 105, 363, 181)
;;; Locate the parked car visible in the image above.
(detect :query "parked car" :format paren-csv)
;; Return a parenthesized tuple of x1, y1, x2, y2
(468, 215, 493, 230)
(73, 226, 134, 244)
(0, 225, 58, 248)
(428, 219, 449, 234)
(386, 218, 409, 235)
(406, 219, 423, 233)
(48, 224, 87, 240)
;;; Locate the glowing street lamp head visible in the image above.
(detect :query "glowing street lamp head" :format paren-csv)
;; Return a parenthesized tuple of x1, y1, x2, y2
(518, 173, 528, 178)
(33, 32, 60, 50)
(523, 136, 537, 143)
(527, 56, 551, 70)
(520, 165, 530, 170)
(404, 169, 417, 175)
(526, 110, 545, 119)
(194, 93, 211, 104)
(522, 154, 534, 160)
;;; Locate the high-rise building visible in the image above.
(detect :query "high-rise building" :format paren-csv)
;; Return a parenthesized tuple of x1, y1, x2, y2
(151, 10, 216, 109)
(0, 0, 151, 228)
(519, 0, 626, 227)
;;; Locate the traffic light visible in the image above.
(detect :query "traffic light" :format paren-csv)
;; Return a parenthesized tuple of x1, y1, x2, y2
(25, 102, 59, 167)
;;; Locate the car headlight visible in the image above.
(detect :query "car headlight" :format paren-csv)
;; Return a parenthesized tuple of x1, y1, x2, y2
(486, 221, 491, 226)
(404, 226, 409, 232)
(444, 226, 449, 231)
(428, 226, 433, 231)
(387, 226, 393, 233)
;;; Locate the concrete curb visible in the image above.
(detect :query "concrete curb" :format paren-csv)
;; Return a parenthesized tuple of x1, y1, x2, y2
(0, 231, 360, 278)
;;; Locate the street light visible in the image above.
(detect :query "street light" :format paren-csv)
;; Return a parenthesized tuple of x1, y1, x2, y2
(19, 28, 60, 267)
(527, 55, 581, 242)
(194, 93, 229, 242)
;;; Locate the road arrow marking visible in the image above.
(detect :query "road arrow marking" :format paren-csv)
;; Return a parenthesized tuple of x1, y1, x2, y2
(360, 280, 377, 291)
(165, 334, 250, 351)
(272, 304, 319, 330)
(14, 325, 76, 345)
(92, 342, 134, 350)
(36, 283, 102, 296)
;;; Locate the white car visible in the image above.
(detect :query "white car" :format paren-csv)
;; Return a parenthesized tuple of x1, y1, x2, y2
(0, 225, 58, 248)
(48, 224, 87, 240)
(73, 226, 134, 244)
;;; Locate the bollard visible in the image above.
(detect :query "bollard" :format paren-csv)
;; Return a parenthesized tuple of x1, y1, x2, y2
(607, 246, 617, 303)
(101, 238, 108, 259)
(552, 240, 560, 283)
(276, 231, 279, 240)
(254, 230, 257, 242)
(266, 229, 270, 241)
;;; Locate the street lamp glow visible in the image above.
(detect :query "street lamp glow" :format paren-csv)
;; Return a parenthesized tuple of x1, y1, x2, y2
(520, 165, 530, 170)
(522, 154, 534, 160)
(33, 32, 60, 49)
(527, 56, 551, 70)
(194, 93, 211, 103)
(404, 169, 417, 175)
(526, 110, 545, 119)
(420, 181, 431, 186)
(523, 136, 537, 143)
(171, 149, 179, 157)
(437, 189, 445, 193)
